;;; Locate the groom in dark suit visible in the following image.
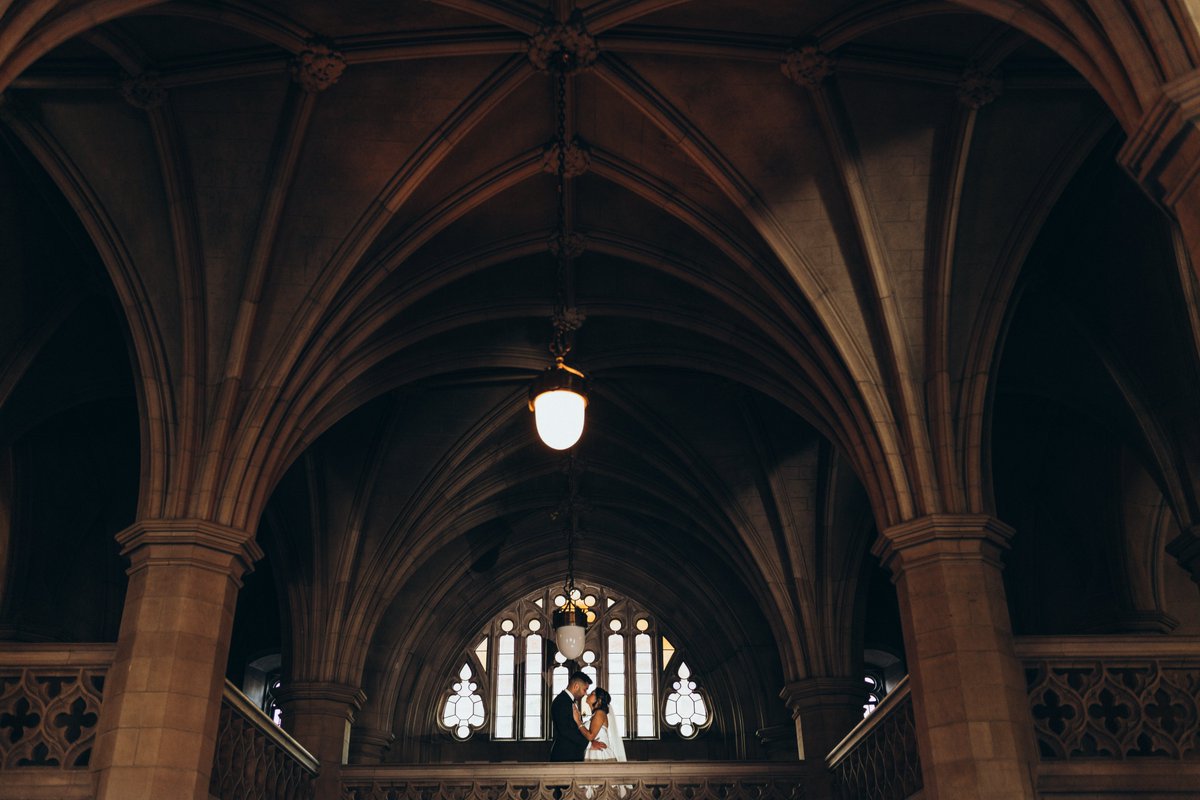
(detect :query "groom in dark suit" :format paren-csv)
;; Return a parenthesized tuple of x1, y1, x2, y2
(549, 670, 606, 761)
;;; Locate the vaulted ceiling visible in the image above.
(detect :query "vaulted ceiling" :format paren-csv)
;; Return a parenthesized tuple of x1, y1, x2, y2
(3, 0, 1200, 755)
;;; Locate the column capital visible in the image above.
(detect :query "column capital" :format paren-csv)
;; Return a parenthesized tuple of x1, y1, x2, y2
(1167, 526, 1200, 585)
(116, 519, 263, 583)
(275, 681, 366, 720)
(779, 676, 864, 718)
(873, 513, 1013, 575)
(349, 726, 396, 763)
(1119, 69, 1200, 208)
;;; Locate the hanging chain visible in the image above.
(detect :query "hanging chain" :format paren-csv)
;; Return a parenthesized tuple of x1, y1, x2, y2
(550, 53, 573, 364)
(564, 452, 578, 596)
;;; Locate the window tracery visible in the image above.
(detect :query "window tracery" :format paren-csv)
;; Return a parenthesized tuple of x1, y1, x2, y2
(439, 583, 709, 742)
(440, 663, 485, 740)
(663, 661, 709, 738)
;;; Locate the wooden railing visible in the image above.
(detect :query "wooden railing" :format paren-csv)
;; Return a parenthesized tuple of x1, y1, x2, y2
(210, 680, 319, 800)
(825, 676, 921, 800)
(0, 643, 114, 800)
(341, 762, 808, 800)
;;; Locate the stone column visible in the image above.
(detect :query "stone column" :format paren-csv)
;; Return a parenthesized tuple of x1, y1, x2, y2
(349, 725, 395, 764)
(1167, 526, 1200, 587)
(873, 514, 1037, 800)
(275, 681, 365, 800)
(780, 677, 864, 799)
(92, 520, 262, 800)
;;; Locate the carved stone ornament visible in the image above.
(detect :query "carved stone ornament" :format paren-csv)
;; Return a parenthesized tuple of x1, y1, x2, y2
(552, 305, 587, 333)
(211, 692, 315, 800)
(781, 43, 835, 88)
(119, 72, 166, 110)
(542, 137, 591, 178)
(527, 12, 598, 73)
(342, 777, 803, 800)
(0, 667, 106, 769)
(831, 689, 922, 799)
(1026, 657, 1200, 759)
(290, 41, 346, 93)
(548, 231, 587, 260)
(957, 67, 1002, 110)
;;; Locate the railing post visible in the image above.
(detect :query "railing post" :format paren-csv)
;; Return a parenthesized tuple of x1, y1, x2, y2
(91, 520, 261, 800)
(780, 677, 863, 799)
(275, 682, 365, 800)
(873, 514, 1037, 800)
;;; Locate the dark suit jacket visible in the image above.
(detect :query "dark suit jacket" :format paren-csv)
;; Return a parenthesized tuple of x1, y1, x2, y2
(549, 690, 589, 761)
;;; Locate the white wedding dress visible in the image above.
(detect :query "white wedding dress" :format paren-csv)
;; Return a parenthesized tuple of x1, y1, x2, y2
(583, 716, 627, 762)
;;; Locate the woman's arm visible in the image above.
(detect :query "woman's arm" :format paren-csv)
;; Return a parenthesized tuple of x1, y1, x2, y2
(586, 710, 607, 740)
(573, 703, 594, 740)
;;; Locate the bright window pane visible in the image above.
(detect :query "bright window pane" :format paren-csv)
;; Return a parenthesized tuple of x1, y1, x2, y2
(442, 663, 484, 739)
(495, 634, 515, 738)
(475, 638, 489, 670)
(635, 633, 655, 735)
(607, 633, 627, 737)
(524, 634, 543, 737)
(663, 660, 707, 737)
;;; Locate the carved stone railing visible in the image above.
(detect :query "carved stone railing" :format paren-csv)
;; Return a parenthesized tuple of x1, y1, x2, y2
(341, 762, 807, 800)
(1016, 636, 1200, 760)
(1016, 636, 1200, 797)
(0, 643, 114, 799)
(825, 676, 921, 800)
(211, 680, 319, 800)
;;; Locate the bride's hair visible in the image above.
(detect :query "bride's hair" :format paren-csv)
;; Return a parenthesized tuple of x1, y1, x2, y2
(592, 687, 612, 714)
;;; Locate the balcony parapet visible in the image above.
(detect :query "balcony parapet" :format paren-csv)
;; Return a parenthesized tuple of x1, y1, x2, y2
(0, 643, 114, 799)
(211, 680, 319, 800)
(825, 675, 921, 800)
(1015, 635, 1200, 796)
(341, 762, 807, 800)
(1014, 635, 1200, 761)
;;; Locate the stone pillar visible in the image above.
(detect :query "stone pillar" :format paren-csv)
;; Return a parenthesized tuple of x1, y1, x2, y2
(275, 682, 365, 800)
(92, 520, 262, 800)
(781, 677, 864, 799)
(873, 515, 1037, 800)
(349, 725, 395, 764)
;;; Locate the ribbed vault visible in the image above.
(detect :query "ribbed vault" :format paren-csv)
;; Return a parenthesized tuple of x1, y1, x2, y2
(3, 0, 1200, 766)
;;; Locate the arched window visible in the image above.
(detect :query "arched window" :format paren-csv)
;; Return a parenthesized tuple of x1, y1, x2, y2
(863, 672, 883, 717)
(242, 653, 283, 727)
(663, 661, 709, 738)
(862, 648, 904, 718)
(441, 663, 486, 739)
(440, 583, 711, 742)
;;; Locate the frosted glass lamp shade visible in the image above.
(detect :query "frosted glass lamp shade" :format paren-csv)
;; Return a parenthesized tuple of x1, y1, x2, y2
(534, 390, 586, 450)
(529, 363, 588, 450)
(554, 624, 586, 660)
(553, 604, 589, 660)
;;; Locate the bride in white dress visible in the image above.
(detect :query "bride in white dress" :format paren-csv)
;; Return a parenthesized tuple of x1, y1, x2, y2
(579, 688, 627, 762)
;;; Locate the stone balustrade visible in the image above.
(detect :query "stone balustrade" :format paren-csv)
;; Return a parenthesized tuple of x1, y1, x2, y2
(0, 643, 114, 799)
(822, 637, 1200, 800)
(211, 680, 319, 800)
(1015, 636, 1200, 797)
(825, 676, 921, 800)
(340, 762, 807, 800)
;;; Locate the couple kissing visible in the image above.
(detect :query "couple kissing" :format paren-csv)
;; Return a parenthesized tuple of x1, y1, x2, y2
(549, 670, 627, 762)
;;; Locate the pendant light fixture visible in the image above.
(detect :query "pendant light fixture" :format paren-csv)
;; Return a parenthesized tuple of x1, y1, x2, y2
(529, 46, 588, 451)
(551, 454, 588, 659)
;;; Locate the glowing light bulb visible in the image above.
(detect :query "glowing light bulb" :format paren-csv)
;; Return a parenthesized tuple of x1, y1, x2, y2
(533, 389, 586, 450)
